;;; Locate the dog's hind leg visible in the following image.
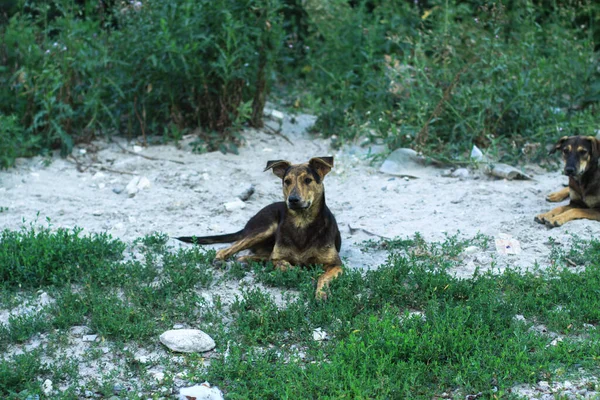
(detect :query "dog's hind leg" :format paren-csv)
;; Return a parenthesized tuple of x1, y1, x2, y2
(546, 187, 570, 203)
(214, 224, 277, 264)
(544, 208, 600, 227)
(534, 205, 574, 225)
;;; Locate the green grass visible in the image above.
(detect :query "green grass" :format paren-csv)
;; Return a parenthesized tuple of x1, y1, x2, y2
(1, 227, 600, 398)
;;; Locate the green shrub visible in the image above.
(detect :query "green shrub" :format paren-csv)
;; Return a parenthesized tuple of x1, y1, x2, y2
(0, 0, 284, 158)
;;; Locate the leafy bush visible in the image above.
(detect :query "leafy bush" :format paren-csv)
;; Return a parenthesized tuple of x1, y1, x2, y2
(0, 0, 283, 158)
(289, 0, 600, 162)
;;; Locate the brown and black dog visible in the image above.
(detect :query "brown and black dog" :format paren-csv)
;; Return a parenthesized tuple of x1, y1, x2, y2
(535, 135, 600, 227)
(176, 157, 342, 300)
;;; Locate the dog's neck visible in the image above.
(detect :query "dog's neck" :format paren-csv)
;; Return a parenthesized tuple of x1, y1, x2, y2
(288, 192, 326, 229)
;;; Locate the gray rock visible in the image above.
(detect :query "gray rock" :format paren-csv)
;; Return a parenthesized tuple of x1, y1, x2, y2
(238, 184, 255, 201)
(178, 383, 223, 400)
(82, 334, 98, 342)
(112, 186, 124, 194)
(159, 329, 216, 353)
(379, 148, 437, 179)
(113, 383, 124, 394)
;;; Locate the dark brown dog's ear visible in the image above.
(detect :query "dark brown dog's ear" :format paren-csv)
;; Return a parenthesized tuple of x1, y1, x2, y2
(549, 136, 569, 155)
(308, 157, 334, 179)
(586, 136, 600, 158)
(264, 160, 291, 179)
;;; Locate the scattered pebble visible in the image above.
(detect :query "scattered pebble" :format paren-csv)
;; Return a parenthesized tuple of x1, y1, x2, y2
(82, 334, 98, 342)
(238, 184, 255, 201)
(312, 327, 328, 341)
(451, 168, 470, 179)
(224, 199, 246, 212)
(159, 329, 216, 353)
(179, 382, 224, 400)
(112, 186, 124, 194)
(42, 379, 53, 396)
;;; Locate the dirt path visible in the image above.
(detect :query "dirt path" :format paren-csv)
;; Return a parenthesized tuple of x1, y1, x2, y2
(1, 112, 597, 275)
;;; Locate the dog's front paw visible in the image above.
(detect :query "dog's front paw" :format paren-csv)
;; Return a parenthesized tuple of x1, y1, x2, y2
(315, 288, 328, 301)
(534, 214, 548, 224)
(544, 216, 564, 228)
(212, 258, 226, 267)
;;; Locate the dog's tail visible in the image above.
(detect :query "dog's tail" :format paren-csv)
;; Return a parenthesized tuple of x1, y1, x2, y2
(174, 230, 243, 245)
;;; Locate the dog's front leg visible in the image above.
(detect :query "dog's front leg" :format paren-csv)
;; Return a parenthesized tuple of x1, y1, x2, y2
(546, 187, 570, 203)
(214, 224, 277, 265)
(534, 205, 574, 225)
(315, 266, 343, 301)
(544, 208, 600, 227)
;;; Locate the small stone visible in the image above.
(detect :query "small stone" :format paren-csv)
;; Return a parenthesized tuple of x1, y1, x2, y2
(159, 329, 216, 353)
(82, 334, 98, 342)
(98, 183, 106, 189)
(238, 184, 255, 201)
(270, 110, 284, 121)
(113, 383, 124, 394)
(39, 292, 53, 306)
(178, 382, 224, 400)
(224, 199, 246, 212)
(538, 381, 551, 391)
(133, 145, 143, 153)
(137, 176, 151, 190)
(451, 168, 470, 179)
(84, 390, 95, 397)
(70, 326, 91, 336)
(513, 315, 526, 322)
(126, 177, 140, 197)
(112, 186, 124, 194)
(312, 327, 328, 341)
(42, 379, 53, 395)
(462, 246, 479, 255)
(173, 324, 185, 329)
(154, 372, 165, 382)
(92, 210, 103, 216)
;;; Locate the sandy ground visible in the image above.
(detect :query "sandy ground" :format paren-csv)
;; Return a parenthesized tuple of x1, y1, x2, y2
(1, 112, 598, 277)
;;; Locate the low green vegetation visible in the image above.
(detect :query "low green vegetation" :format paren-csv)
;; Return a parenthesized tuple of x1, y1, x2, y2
(1, 226, 600, 398)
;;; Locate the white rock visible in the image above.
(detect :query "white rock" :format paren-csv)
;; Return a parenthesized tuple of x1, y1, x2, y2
(42, 379, 53, 395)
(238, 184, 255, 201)
(159, 329, 216, 353)
(70, 326, 91, 336)
(133, 145, 143, 153)
(154, 372, 165, 382)
(312, 327, 328, 341)
(451, 168, 470, 179)
(462, 246, 479, 255)
(92, 210, 103, 216)
(224, 199, 246, 212)
(271, 110, 284, 121)
(470, 145, 484, 161)
(38, 292, 53, 306)
(178, 382, 223, 400)
(126, 176, 140, 197)
(82, 334, 98, 342)
(137, 176, 151, 190)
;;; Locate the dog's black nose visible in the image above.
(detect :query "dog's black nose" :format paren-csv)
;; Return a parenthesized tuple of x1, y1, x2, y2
(565, 166, 576, 176)
(288, 196, 300, 204)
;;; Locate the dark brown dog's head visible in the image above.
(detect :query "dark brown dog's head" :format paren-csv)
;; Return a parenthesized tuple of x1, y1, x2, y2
(264, 157, 333, 210)
(550, 135, 600, 177)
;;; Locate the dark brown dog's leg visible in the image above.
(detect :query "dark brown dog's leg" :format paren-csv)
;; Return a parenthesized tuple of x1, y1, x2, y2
(315, 266, 343, 301)
(214, 224, 277, 263)
(544, 208, 600, 227)
(534, 205, 573, 224)
(546, 187, 570, 203)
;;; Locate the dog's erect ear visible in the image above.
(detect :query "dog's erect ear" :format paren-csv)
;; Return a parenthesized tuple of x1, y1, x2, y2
(308, 157, 334, 179)
(264, 160, 291, 179)
(586, 136, 600, 159)
(549, 136, 569, 155)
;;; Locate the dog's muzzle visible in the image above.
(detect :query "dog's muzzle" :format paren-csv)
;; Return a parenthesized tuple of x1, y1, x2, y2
(287, 196, 310, 210)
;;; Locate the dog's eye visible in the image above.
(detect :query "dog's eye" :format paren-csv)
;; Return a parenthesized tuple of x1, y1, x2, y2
(284, 179, 292, 185)
(304, 178, 312, 185)
(579, 149, 588, 155)
(563, 148, 569, 154)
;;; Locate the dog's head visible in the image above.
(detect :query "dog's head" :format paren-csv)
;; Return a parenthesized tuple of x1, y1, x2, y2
(264, 157, 333, 210)
(550, 135, 600, 177)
